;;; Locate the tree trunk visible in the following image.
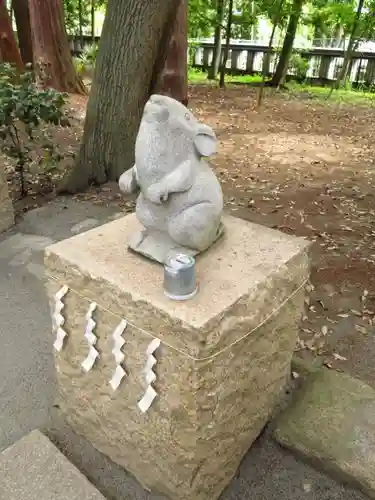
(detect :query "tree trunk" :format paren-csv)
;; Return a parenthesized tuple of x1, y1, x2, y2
(12, 0, 33, 65)
(0, 0, 24, 70)
(219, 0, 233, 88)
(78, 0, 83, 49)
(257, 3, 282, 108)
(332, 0, 364, 91)
(91, 0, 95, 41)
(60, 0, 182, 194)
(28, 0, 86, 93)
(270, 0, 304, 87)
(157, 0, 188, 106)
(208, 0, 225, 80)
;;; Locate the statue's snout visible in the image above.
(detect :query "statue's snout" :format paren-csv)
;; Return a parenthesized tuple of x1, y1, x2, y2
(144, 96, 170, 122)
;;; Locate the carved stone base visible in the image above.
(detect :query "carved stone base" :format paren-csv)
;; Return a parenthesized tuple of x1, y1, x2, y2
(128, 221, 225, 264)
(44, 213, 310, 500)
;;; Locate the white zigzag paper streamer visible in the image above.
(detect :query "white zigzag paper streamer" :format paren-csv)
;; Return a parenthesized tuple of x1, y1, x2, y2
(81, 302, 99, 372)
(138, 338, 161, 413)
(109, 319, 128, 391)
(53, 285, 69, 352)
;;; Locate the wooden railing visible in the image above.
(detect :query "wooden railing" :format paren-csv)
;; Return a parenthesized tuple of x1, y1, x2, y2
(191, 41, 375, 85)
(69, 36, 375, 85)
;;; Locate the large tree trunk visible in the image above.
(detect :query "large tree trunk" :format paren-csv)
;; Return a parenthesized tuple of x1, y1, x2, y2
(60, 0, 182, 194)
(270, 0, 304, 87)
(208, 0, 225, 80)
(219, 0, 233, 88)
(28, 0, 86, 93)
(0, 0, 24, 70)
(12, 0, 33, 65)
(157, 0, 188, 106)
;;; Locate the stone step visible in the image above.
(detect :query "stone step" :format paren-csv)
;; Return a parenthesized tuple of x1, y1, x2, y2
(274, 368, 375, 499)
(0, 429, 106, 500)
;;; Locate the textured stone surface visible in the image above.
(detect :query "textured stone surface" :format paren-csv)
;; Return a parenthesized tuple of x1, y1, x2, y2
(0, 429, 106, 499)
(44, 213, 310, 500)
(275, 368, 375, 499)
(0, 166, 14, 232)
(118, 94, 224, 263)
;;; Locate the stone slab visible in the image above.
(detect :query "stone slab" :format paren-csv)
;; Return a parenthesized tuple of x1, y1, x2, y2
(0, 429, 106, 500)
(274, 368, 375, 499)
(44, 213, 310, 500)
(0, 166, 14, 232)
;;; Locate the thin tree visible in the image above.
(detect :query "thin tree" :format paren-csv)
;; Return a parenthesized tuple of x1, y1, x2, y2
(270, 0, 304, 87)
(91, 0, 95, 41)
(0, 0, 24, 70)
(219, 0, 233, 88)
(158, 0, 188, 105)
(28, 0, 86, 93)
(257, 0, 286, 107)
(12, 0, 33, 65)
(60, 0, 183, 194)
(208, 0, 225, 80)
(330, 0, 365, 94)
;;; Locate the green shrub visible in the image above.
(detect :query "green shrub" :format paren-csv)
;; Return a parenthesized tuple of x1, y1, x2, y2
(0, 63, 68, 197)
(288, 52, 309, 83)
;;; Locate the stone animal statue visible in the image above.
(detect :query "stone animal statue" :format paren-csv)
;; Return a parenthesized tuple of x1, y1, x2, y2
(119, 94, 224, 264)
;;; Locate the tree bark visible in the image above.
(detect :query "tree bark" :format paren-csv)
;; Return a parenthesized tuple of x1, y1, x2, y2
(270, 0, 304, 87)
(0, 0, 24, 70)
(157, 0, 188, 106)
(12, 0, 33, 64)
(219, 0, 233, 88)
(60, 0, 182, 194)
(208, 0, 225, 80)
(28, 0, 86, 93)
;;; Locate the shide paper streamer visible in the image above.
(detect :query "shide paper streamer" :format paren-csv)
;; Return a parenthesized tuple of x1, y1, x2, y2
(109, 319, 128, 391)
(138, 337, 161, 413)
(53, 285, 69, 352)
(81, 302, 99, 372)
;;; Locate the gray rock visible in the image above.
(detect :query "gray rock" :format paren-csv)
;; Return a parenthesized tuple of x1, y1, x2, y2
(118, 94, 224, 264)
(0, 429, 106, 500)
(274, 368, 375, 498)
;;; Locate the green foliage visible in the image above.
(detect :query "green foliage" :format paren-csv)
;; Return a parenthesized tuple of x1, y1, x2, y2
(189, 0, 216, 38)
(64, 0, 107, 35)
(0, 64, 68, 197)
(73, 43, 99, 75)
(288, 51, 309, 81)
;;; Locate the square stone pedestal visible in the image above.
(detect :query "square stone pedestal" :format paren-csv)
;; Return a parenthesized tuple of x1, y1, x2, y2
(0, 166, 14, 232)
(44, 213, 310, 500)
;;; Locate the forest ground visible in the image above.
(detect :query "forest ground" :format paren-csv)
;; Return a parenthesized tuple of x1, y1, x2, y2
(3, 84, 375, 386)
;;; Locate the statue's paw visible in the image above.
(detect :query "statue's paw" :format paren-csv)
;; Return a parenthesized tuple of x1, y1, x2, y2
(147, 184, 168, 205)
(119, 171, 136, 193)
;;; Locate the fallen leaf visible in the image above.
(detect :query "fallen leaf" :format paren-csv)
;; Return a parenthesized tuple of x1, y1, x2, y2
(333, 353, 347, 361)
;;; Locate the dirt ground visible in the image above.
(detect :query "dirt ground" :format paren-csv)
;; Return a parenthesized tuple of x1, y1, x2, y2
(3, 84, 375, 385)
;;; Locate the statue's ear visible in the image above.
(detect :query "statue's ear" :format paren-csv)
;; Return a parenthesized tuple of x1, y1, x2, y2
(194, 124, 217, 157)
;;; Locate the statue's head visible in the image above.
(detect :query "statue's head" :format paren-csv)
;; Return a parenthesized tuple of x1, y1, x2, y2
(141, 94, 217, 158)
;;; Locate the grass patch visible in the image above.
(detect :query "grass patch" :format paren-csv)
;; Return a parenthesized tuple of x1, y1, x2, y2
(188, 68, 375, 106)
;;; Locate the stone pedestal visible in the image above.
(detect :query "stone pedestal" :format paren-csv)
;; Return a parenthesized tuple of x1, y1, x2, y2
(0, 167, 14, 232)
(44, 213, 310, 500)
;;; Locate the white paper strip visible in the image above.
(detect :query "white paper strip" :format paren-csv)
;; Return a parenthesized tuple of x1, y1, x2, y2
(81, 302, 99, 372)
(138, 338, 161, 413)
(53, 285, 69, 352)
(109, 319, 128, 391)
